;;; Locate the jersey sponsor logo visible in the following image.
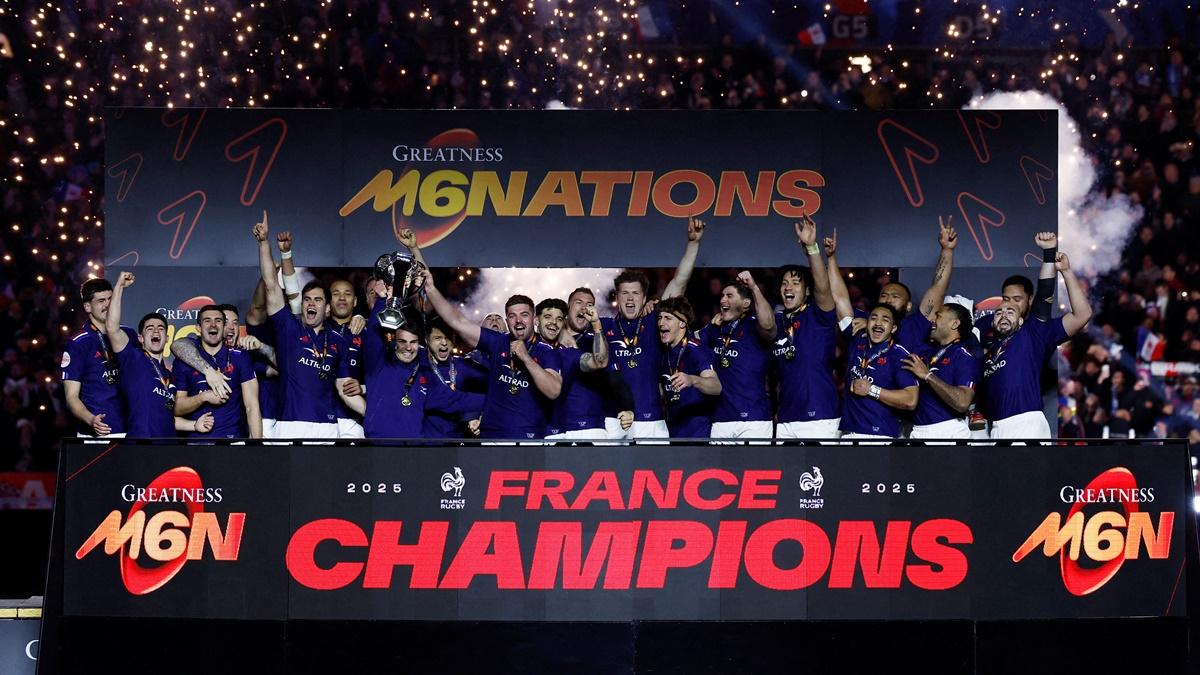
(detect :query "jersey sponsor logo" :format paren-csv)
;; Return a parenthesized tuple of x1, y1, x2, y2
(61, 352, 71, 368)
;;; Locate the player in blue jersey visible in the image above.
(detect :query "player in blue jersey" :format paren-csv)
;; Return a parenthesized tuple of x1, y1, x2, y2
(339, 291, 484, 439)
(970, 231, 1061, 431)
(62, 278, 136, 437)
(840, 304, 919, 439)
(901, 302, 980, 439)
(657, 296, 721, 438)
(104, 272, 211, 437)
(326, 277, 366, 438)
(983, 251, 1092, 439)
(601, 217, 705, 438)
(172, 305, 261, 438)
(773, 214, 841, 439)
(422, 317, 487, 438)
(424, 274, 563, 439)
(536, 296, 614, 439)
(827, 218, 958, 352)
(699, 271, 776, 439)
(244, 275, 283, 438)
(556, 287, 635, 437)
(253, 211, 354, 438)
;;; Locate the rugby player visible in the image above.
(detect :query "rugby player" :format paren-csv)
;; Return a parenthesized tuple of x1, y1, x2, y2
(601, 217, 705, 438)
(983, 251, 1092, 439)
(62, 278, 136, 437)
(839, 303, 919, 439)
(657, 296, 721, 437)
(105, 272, 213, 436)
(254, 211, 353, 438)
(901, 302, 980, 439)
(698, 271, 776, 439)
(773, 215, 840, 439)
(172, 305, 261, 438)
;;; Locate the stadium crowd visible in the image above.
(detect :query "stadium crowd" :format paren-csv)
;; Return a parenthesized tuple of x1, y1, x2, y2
(2, 1, 1199, 467)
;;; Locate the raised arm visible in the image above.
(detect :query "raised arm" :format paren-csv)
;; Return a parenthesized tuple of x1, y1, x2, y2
(796, 215, 834, 312)
(577, 306, 608, 372)
(917, 217, 957, 319)
(246, 276, 268, 326)
(422, 273, 482, 348)
(1033, 231, 1058, 321)
(106, 271, 134, 353)
(737, 270, 776, 342)
(397, 228, 429, 268)
(253, 211, 286, 316)
(662, 217, 705, 299)
(824, 229, 856, 324)
(1058, 253, 1093, 336)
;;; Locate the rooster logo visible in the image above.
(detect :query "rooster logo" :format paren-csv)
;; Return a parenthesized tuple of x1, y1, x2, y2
(440, 466, 465, 497)
(798, 466, 824, 497)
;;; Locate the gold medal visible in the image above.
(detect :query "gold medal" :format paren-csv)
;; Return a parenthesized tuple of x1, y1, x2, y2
(400, 395, 412, 407)
(720, 356, 730, 368)
(509, 384, 519, 395)
(627, 359, 637, 369)
(785, 348, 795, 361)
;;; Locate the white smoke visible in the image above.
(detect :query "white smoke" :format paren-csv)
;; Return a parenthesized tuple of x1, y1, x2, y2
(460, 267, 621, 325)
(966, 91, 1143, 278)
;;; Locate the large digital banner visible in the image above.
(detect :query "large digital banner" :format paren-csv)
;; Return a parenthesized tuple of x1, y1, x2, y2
(104, 108, 1057, 270)
(46, 440, 1189, 623)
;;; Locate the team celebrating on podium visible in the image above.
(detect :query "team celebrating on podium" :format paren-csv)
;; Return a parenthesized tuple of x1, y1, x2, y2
(61, 211, 1091, 441)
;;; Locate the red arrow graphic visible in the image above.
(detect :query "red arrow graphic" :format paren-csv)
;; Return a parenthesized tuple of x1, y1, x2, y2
(957, 192, 1006, 262)
(157, 190, 206, 260)
(225, 118, 288, 206)
(105, 250, 140, 268)
(957, 110, 1003, 164)
(1019, 155, 1056, 205)
(161, 109, 206, 162)
(877, 119, 940, 208)
(106, 153, 143, 202)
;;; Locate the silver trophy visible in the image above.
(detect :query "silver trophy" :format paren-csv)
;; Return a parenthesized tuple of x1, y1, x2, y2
(374, 250, 425, 331)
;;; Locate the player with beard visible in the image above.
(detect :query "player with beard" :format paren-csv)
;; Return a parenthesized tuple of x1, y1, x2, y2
(840, 303, 919, 439)
(62, 278, 139, 437)
(976, 232, 1060, 336)
(422, 317, 487, 438)
(537, 296, 619, 439)
(602, 217, 705, 438)
(983, 251, 1092, 439)
(424, 274, 562, 439)
(557, 287, 634, 436)
(657, 296, 721, 437)
(173, 306, 261, 438)
(901, 302, 980, 439)
(105, 272, 213, 437)
(969, 232, 1061, 430)
(339, 282, 484, 438)
(253, 211, 353, 438)
(699, 272, 776, 439)
(827, 219, 958, 351)
(773, 215, 840, 439)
